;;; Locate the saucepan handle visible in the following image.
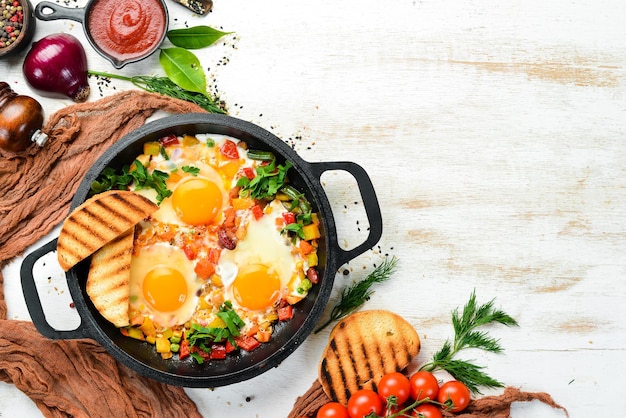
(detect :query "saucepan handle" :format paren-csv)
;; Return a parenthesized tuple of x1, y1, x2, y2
(20, 238, 91, 340)
(308, 161, 383, 268)
(34, 1, 87, 23)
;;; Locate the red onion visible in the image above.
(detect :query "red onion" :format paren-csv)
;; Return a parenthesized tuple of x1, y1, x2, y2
(22, 33, 90, 102)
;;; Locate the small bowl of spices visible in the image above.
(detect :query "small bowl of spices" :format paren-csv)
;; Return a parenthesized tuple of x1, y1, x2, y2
(0, 0, 35, 59)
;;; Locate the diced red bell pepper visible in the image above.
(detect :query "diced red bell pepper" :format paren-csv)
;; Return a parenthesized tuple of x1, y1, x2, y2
(242, 166, 256, 180)
(159, 134, 180, 147)
(220, 139, 239, 159)
(235, 335, 261, 352)
(210, 343, 227, 360)
(282, 211, 296, 224)
(251, 204, 264, 220)
(225, 339, 237, 353)
(191, 345, 211, 362)
(179, 339, 190, 360)
(182, 244, 197, 260)
(277, 304, 294, 321)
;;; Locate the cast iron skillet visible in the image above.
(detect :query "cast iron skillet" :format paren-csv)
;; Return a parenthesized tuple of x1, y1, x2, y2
(21, 113, 383, 387)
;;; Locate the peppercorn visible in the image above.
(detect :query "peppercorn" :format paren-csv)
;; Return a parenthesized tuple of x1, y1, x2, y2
(0, 0, 23, 50)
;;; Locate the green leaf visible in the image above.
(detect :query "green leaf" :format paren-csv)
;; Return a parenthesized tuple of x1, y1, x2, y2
(167, 25, 233, 49)
(159, 48, 207, 95)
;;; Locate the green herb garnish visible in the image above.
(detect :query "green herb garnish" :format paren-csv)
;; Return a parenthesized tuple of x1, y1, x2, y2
(90, 159, 172, 204)
(88, 71, 226, 114)
(159, 145, 169, 160)
(315, 256, 398, 333)
(420, 291, 519, 394)
(186, 302, 245, 364)
(237, 160, 292, 200)
(282, 222, 305, 239)
(182, 165, 200, 176)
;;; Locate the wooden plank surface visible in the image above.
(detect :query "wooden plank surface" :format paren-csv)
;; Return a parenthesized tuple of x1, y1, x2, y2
(3, 0, 625, 416)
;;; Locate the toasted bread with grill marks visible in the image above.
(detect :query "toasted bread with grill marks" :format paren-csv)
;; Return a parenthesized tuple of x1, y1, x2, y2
(86, 227, 134, 327)
(57, 190, 157, 271)
(318, 310, 420, 406)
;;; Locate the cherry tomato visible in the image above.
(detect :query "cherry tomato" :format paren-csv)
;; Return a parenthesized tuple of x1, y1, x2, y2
(437, 381, 471, 413)
(377, 372, 411, 405)
(409, 371, 439, 402)
(411, 403, 442, 418)
(347, 389, 383, 418)
(317, 402, 349, 418)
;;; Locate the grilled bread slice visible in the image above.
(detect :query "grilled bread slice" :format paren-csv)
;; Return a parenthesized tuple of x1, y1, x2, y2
(318, 310, 420, 405)
(57, 190, 157, 271)
(86, 227, 134, 327)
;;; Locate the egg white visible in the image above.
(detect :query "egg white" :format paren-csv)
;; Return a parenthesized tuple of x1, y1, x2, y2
(216, 200, 304, 312)
(129, 243, 201, 328)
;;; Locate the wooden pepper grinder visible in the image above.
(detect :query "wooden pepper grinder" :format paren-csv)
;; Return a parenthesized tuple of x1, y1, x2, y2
(0, 81, 48, 152)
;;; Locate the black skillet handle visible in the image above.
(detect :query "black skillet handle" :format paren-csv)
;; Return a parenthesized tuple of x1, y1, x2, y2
(34, 1, 87, 23)
(20, 238, 91, 340)
(308, 161, 383, 268)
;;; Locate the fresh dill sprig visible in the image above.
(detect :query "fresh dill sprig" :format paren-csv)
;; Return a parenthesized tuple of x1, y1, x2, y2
(314, 256, 398, 333)
(420, 290, 519, 394)
(88, 71, 227, 114)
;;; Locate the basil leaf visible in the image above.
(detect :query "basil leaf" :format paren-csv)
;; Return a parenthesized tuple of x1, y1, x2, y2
(167, 25, 233, 49)
(159, 48, 207, 95)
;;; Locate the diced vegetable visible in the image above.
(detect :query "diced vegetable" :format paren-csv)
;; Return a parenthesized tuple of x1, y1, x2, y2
(302, 223, 321, 240)
(246, 149, 275, 161)
(156, 336, 171, 353)
(143, 141, 161, 156)
(277, 305, 294, 321)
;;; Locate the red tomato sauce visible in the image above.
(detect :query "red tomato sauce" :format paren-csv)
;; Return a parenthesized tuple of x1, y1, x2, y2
(87, 0, 166, 62)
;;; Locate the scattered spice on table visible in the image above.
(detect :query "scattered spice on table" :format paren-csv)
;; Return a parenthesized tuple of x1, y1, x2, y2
(0, 0, 24, 49)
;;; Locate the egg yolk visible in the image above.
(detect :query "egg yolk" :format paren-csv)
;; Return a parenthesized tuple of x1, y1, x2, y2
(232, 264, 281, 310)
(172, 177, 222, 225)
(143, 266, 188, 312)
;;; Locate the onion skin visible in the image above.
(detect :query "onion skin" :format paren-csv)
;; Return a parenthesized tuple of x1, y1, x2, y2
(22, 33, 91, 102)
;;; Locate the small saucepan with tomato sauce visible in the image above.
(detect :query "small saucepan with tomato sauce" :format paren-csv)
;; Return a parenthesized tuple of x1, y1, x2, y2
(34, 0, 168, 69)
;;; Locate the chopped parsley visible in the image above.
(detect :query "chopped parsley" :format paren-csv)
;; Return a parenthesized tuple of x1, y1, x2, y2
(90, 159, 172, 204)
(237, 160, 292, 200)
(182, 165, 200, 176)
(186, 302, 245, 364)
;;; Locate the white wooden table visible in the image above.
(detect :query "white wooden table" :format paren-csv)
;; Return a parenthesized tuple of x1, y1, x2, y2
(2, 0, 625, 416)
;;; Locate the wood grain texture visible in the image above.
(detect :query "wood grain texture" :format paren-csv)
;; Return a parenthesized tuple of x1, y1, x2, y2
(2, 0, 625, 416)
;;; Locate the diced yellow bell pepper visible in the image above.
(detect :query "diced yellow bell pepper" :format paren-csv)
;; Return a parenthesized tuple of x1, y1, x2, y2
(208, 316, 227, 328)
(156, 336, 171, 353)
(302, 223, 321, 240)
(127, 327, 145, 341)
(139, 317, 156, 337)
(306, 251, 319, 267)
(143, 141, 161, 156)
(146, 335, 156, 345)
(182, 135, 200, 146)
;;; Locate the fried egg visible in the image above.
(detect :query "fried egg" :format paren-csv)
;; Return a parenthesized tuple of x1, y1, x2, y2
(129, 243, 201, 327)
(154, 160, 230, 227)
(217, 200, 305, 312)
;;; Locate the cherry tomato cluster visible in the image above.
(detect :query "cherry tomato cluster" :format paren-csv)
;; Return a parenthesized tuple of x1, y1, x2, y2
(316, 371, 471, 418)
